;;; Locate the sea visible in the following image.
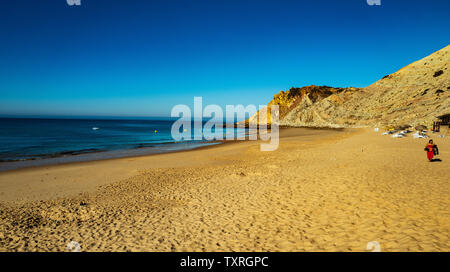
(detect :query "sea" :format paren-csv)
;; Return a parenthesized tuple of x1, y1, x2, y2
(0, 117, 246, 171)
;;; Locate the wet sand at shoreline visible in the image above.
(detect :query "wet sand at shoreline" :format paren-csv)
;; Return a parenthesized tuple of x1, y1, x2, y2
(0, 128, 448, 251)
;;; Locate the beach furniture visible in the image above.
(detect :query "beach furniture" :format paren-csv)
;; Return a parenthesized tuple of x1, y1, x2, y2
(392, 133, 405, 138)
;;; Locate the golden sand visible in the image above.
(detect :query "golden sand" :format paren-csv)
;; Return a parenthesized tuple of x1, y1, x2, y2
(0, 128, 448, 252)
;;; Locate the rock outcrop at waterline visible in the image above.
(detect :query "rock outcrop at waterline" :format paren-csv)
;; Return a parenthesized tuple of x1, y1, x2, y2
(245, 45, 450, 128)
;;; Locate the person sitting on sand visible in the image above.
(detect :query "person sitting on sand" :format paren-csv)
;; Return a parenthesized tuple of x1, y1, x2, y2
(424, 139, 439, 161)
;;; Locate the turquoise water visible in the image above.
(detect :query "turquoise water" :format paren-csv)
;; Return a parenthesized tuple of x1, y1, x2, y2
(0, 117, 244, 170)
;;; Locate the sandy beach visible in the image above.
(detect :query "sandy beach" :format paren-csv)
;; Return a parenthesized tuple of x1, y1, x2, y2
(0, 128, 448, 252)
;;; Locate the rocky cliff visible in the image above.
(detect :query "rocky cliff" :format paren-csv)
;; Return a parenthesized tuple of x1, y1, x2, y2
(246, 45, 449, 128)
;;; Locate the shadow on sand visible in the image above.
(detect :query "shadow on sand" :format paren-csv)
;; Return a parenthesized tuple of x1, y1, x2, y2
(430, 158, 442, 162)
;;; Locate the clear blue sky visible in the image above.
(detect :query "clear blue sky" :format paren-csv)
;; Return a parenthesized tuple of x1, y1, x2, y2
(0, 0, 449, 117)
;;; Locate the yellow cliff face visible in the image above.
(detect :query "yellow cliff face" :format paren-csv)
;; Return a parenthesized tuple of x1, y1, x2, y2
(246, 85, 360, 126)
(247, 45, 450, 128)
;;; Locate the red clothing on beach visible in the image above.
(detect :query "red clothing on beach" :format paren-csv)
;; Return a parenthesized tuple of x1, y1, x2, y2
(426, 144, 434, 160)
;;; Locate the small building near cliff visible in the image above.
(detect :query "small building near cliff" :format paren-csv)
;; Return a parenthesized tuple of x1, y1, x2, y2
(433, 113, 450, 132)
(437, 114, 450, 126)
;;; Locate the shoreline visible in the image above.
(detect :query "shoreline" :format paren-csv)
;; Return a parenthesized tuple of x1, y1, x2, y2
(0, 127, 353, 203)
(0, 140, 224, 172)
(0, 126, 345, 173)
